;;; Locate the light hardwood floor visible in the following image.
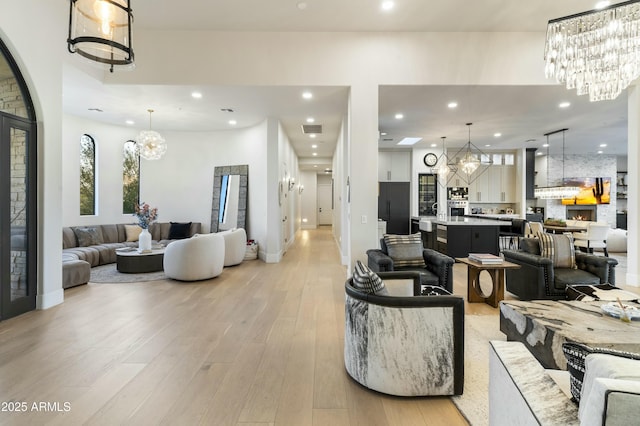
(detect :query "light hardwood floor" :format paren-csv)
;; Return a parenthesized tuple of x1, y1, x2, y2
(0, 228, 469, 425)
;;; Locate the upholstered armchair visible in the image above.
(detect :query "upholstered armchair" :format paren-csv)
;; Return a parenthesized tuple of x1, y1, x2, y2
(366, 234, 455, 293)
(502, 237, 618, 300)
(344, 271, 464, 396)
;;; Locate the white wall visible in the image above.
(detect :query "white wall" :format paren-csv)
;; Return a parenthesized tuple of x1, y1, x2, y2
(1, 1, 66, 309)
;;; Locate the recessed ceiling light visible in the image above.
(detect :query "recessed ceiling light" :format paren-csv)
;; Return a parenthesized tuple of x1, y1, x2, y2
(311, 144, 318, 148)
(397, 137, 422, 145)
(448, 102, 458, 109)
(312, 152, 318, 156)
(297, 2, 308, 10)
(543, 143, 550, 147)
(395, 113, 404, 119)
(302, 91, 313, 100)
(494, 133, 502, 138)
(559, 101, 571, 108)
(380, 132, 387, 136)
(597, 150, 604, 154)
(536, 152, 543, 156)
(430, 143, 437, 148)
(485, 144, 491, 147)
(314, 165, 318, 168)
(191, 91, 202, 99)
(125, 120, 135, 125)
(310, 134, 317, 138)
(306, 117, 315, 123)
(229, 120, 237, 125)
(381, 1, 395, 11)
(595, 1, 610, 10)
(599, 143, 608, 147)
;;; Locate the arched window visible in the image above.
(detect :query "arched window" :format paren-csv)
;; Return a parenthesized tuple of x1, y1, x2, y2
(122, 140, 140, 214)
(79, 134, 96, 216)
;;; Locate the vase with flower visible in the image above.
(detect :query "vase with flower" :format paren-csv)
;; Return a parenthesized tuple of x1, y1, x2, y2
(134, 202, 158, 253)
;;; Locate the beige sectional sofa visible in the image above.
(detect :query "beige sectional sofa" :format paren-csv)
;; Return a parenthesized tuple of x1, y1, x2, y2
(62, 222, 201, 289)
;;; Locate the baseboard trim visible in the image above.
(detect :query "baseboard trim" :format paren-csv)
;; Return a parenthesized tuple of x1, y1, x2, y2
(37, 288, 64, 310)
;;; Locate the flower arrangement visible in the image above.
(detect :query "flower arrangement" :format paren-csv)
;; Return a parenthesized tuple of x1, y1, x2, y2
(134, 202, 158, 229)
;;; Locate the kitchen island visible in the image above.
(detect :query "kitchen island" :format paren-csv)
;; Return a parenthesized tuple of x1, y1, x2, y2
(415, 216, 510, 258)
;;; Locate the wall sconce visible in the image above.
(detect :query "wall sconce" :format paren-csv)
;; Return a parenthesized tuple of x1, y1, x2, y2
(288, 177, 296, 191)
(67, 0, 134, 72)
(298, 184, 304, 194)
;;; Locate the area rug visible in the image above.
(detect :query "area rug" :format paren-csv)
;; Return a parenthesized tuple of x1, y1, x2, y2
(452, 313, 506, 426)
(89, 264, 167, 283)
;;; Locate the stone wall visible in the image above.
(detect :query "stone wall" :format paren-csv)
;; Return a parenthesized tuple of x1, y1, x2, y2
(543, 154, 618, 227)
(1, 76, 29, 298)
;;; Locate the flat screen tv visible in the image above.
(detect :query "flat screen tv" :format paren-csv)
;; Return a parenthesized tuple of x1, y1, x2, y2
(561, 177, 611, 205)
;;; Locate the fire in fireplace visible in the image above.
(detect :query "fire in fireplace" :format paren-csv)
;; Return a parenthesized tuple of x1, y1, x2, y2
(566, 205, 596, 222)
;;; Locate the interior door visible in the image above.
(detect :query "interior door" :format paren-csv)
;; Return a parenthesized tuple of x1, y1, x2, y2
(1, 113, 36, 320)
(317, 183, 332, 225)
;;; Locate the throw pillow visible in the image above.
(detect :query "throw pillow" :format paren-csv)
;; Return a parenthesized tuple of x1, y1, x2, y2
(168, 222, 192, 240)
(562, 342, 640, 404)
(351, 260, 388, 295)
(125, 224, 143, 242)
(73, 227, 102, 247)
(538, 232, 576, 269)
(383, 233, 425, 268)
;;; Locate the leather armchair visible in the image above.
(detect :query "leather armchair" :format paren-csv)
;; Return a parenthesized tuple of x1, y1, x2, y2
(502, 238, 618, 300)
(366, 240, 455, 293)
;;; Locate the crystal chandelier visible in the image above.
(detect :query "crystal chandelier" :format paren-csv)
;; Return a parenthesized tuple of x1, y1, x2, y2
(534, 128, 580, 199)
(67, 0, 134, 72)
(544, 0, 640, 102)
(431, 137, 457, 187)
(136, 109, 167, 160)
(448, 123, 492, 186)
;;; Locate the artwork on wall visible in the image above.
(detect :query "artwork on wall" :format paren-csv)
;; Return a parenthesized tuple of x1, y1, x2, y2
(561, 177, 611, 205)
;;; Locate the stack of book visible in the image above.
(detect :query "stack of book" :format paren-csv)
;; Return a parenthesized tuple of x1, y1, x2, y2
(468, 253, 503, 264)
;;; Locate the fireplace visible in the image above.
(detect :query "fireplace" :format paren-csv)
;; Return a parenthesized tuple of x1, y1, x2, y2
(566, 205, 596, 222)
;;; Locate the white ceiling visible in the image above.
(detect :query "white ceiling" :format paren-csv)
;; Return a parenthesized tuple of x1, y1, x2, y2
(61, 0, 629, 174)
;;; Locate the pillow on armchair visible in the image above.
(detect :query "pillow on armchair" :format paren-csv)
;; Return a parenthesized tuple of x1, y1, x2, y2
(383, 233, 425, 268)
(538, 232, 576, 269)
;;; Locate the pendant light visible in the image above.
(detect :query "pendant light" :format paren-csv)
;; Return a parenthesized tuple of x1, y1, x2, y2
(534, 128, 580, 199)
(448, 123, 492, 185)
(136, 109, 167, 160)
(432, 136, 456, 187)
(67, 0, 134, 72)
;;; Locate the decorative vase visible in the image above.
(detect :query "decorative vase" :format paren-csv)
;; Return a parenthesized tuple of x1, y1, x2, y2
(138, 228, 152, 253)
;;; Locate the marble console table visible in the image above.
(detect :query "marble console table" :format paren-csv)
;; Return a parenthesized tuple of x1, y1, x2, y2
(500, 300, 640, 369)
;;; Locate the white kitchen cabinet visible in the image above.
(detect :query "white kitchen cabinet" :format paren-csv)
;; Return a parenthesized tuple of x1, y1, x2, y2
(468, 164, 515, 203)
(378, 151, 411, 182)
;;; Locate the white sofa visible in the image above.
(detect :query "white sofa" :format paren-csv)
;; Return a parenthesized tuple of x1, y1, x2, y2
(489, 341, 640, 425)
(219, 228, 247, 267)
(163, 233, 225, 281)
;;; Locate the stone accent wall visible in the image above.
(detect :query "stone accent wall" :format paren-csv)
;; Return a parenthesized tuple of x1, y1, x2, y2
(543, 154, 618, 226)
(1, 76, 29, 298)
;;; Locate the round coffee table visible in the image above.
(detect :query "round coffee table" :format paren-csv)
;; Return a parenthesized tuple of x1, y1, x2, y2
(116, 248, 165, 273)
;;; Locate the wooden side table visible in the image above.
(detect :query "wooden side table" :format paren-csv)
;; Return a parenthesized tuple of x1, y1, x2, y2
(455, 257, 521, 308)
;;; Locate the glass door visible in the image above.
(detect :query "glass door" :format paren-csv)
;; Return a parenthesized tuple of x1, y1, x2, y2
(1, 113, 36, 320)
(418, 173, 438, 216)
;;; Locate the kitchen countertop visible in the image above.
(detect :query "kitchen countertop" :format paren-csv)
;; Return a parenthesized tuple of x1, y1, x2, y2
(413, 216, 511, 226)
(467, 213, 520, 220)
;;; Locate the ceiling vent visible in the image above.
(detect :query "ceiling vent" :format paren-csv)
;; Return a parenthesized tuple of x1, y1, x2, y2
(302, 124, 322, 134)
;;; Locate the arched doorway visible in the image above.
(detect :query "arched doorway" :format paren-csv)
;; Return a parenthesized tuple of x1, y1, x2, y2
(0, 38, 37, 320)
